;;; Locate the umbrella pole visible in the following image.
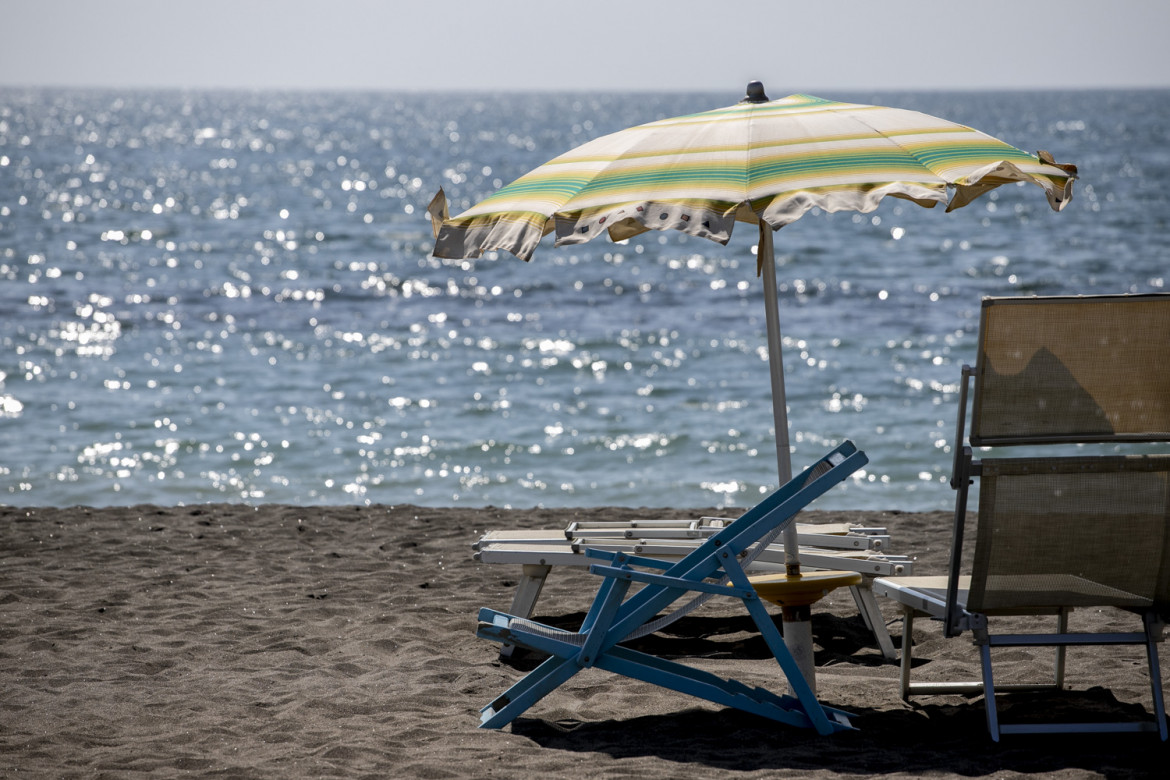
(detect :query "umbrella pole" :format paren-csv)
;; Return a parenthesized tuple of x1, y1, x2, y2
(758, 220, 818, 693)
(757, 221, 795, 548)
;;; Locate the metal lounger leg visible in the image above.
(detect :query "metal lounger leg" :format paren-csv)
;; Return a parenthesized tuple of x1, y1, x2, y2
(899, 605, 915, 700)
(499, 564, 552, 659)
(851, 582, 897, 661)
(979, 640, 1001, 742)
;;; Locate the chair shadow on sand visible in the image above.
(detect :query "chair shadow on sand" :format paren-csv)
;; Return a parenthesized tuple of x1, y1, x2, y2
(500, 609, 890, 671)
(498, 609, 1169, 774)
(509, 694, 1163, 777)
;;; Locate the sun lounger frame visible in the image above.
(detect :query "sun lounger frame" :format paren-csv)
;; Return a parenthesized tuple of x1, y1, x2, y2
(474, 520, 910, 660)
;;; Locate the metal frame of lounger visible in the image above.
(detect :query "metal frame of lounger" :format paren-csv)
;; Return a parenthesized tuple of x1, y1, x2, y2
(474, 516, 910, 659)
(560, 518, 892, 550)
(873, 293, 1170, 741)
(475, 441, 868, 734)
(475, 535, 910, 660)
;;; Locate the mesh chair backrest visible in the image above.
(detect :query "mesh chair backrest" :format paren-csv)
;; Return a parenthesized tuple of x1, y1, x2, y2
(971, 295, 1170, 445)
(968, 455, 1170, 613)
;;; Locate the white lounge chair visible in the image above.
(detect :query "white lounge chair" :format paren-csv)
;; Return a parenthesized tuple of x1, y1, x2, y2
(475, 514, 912, 660)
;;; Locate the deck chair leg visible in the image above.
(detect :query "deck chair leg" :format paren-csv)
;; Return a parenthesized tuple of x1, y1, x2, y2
(597, 643, 851, 733)
(744, 596, 838, 733)
(499, 564, 552, 659)
(851, 582, 897, 661)
(576, 572, 632, 664)
(479, 654, 582, 729)
(1054, 608, 1068, 688)
(720, 549, 845, 734)
(978, 640, 1002, 742)
(1143, 613, 1169, 741)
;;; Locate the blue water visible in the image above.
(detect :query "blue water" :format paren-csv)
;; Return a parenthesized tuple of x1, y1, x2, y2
(2, 88, 1167, 510)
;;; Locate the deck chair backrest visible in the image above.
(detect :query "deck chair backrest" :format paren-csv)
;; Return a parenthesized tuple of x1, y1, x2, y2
(968, 454, 1170, 615)
(971, 294, 1170, 445)
(602, 445, 858, 646)
(944, 293, 1170, 633)
(884, 294, 1170, 739)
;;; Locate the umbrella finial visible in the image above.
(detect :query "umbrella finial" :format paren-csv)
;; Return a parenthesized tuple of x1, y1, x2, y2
(743, 81, 770, 103)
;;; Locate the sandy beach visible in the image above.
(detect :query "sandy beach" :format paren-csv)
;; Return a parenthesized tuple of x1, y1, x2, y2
(2, 503, 1166, 778)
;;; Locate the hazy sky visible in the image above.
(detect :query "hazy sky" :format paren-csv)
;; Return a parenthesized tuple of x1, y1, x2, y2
(3, 0, 1167, 93)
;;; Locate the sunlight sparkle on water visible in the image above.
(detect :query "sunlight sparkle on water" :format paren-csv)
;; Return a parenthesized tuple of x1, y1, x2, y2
(2, 89, 1165, 509)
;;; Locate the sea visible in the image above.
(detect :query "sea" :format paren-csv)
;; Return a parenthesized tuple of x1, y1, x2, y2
(2, 87, 1167, 511)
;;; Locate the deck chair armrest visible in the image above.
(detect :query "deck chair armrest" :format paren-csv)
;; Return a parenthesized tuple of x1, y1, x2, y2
(588, 563, 755, 600)
(477, 611, 585, 658)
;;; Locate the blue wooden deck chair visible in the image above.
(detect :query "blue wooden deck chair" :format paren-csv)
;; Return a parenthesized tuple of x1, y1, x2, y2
(476, 441, 868, 735)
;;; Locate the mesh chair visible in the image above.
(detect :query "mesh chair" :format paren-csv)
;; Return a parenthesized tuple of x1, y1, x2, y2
(874, 293, 1170, 740)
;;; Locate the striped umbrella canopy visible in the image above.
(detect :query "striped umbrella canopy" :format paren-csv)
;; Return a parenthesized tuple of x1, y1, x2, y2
(429, 82, 1076, 522)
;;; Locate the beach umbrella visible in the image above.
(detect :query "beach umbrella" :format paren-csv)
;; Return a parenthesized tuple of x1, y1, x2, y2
(428, 83, 1076, 678)
(430, 81, 1076, 488)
